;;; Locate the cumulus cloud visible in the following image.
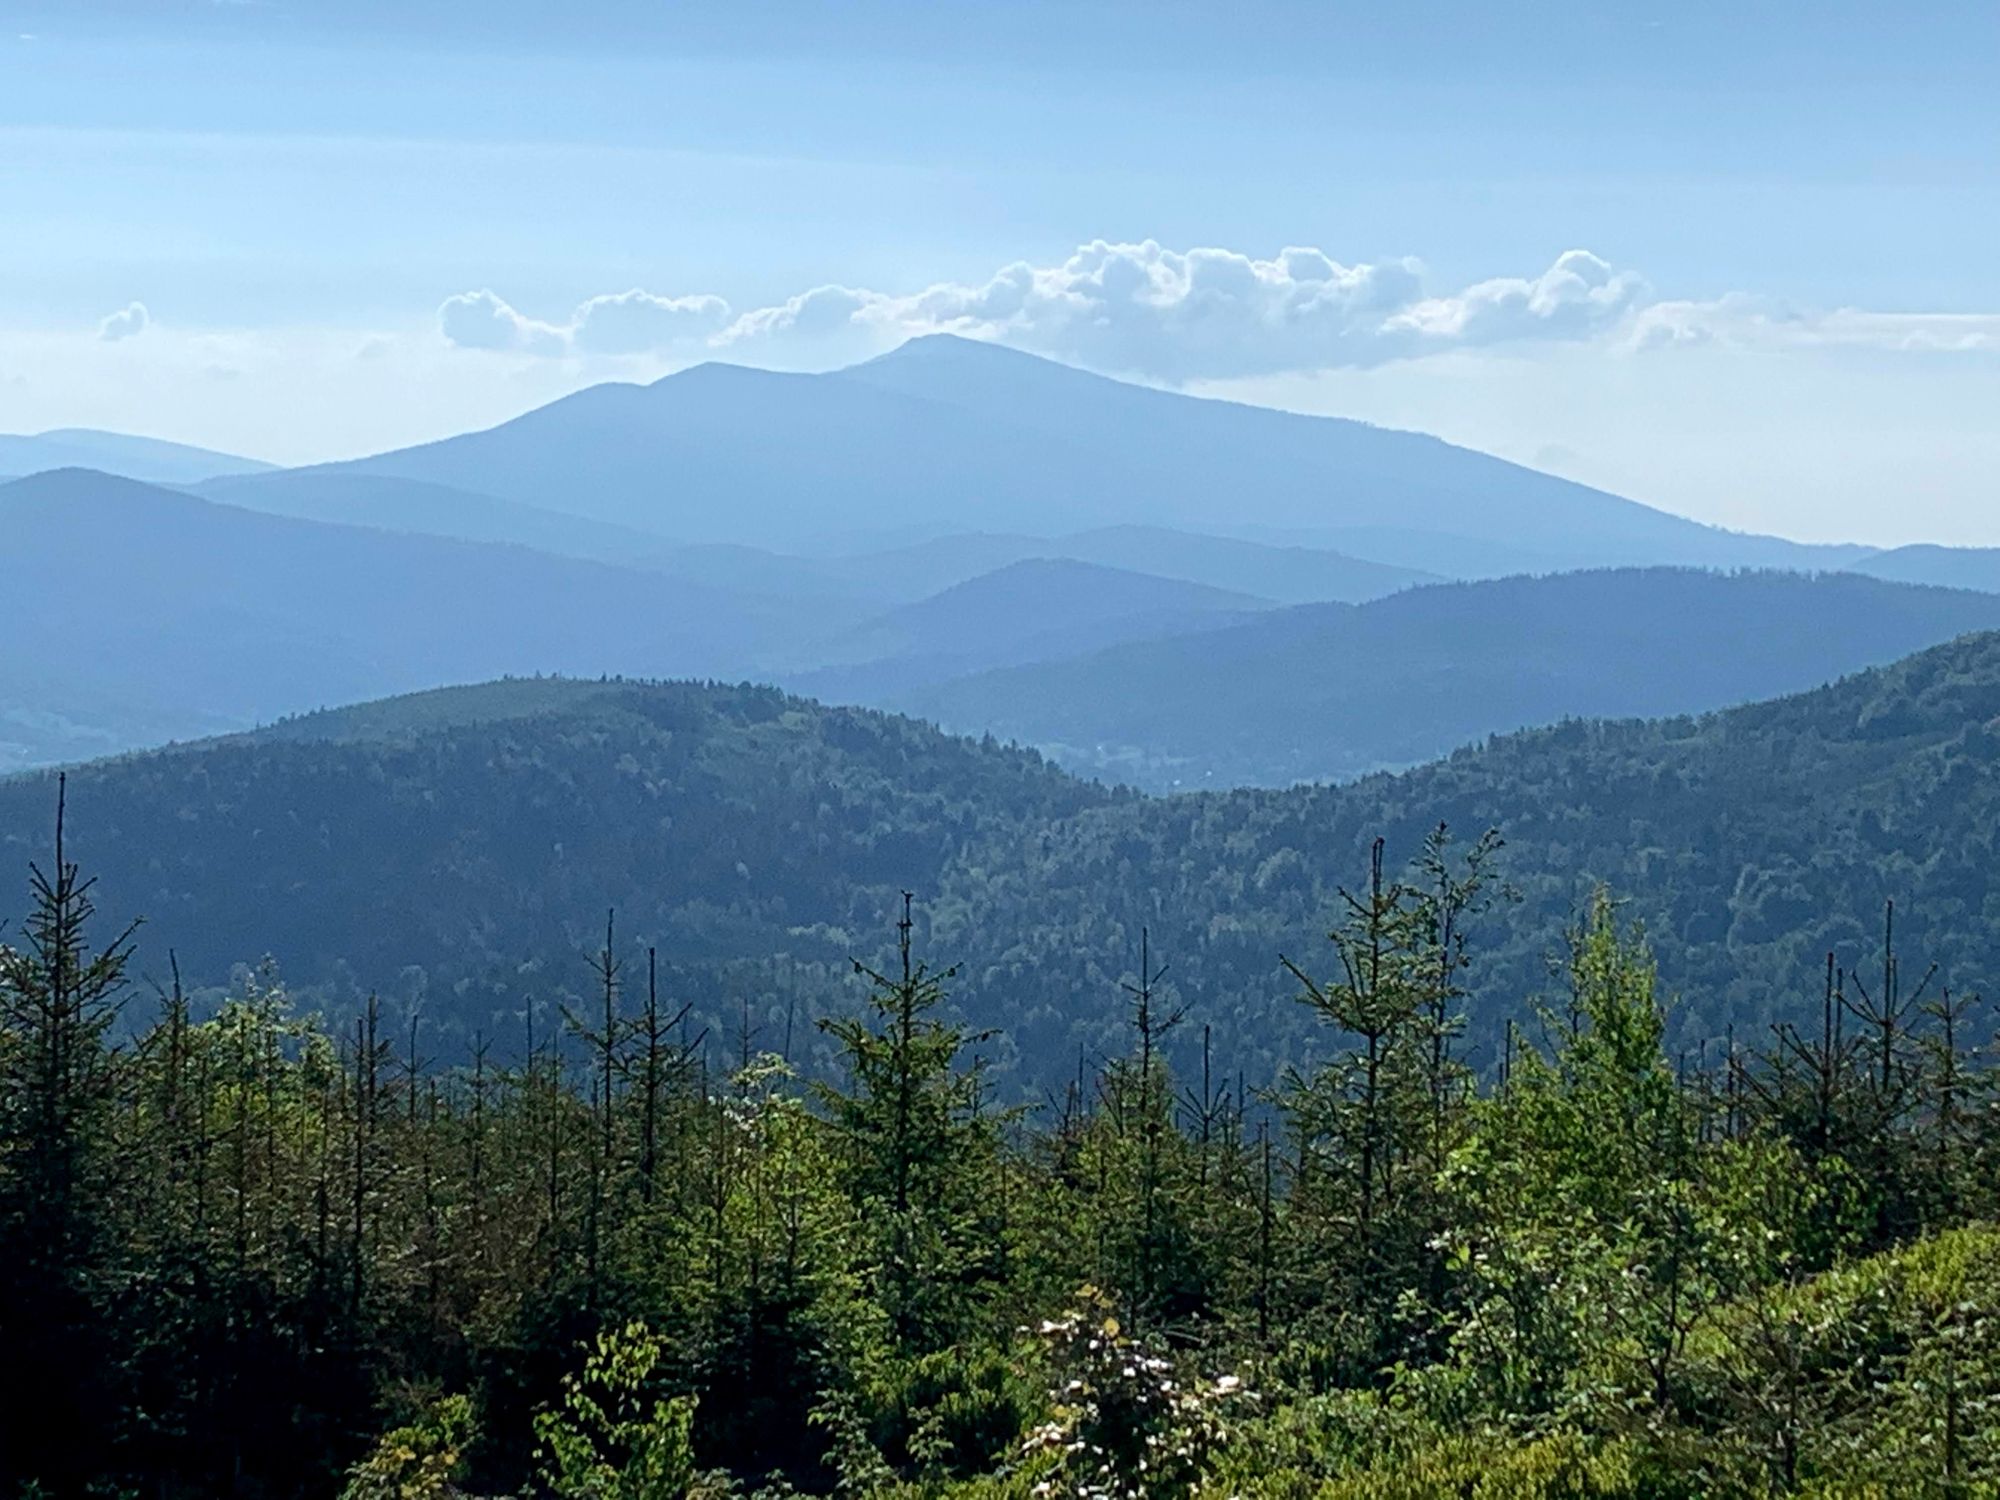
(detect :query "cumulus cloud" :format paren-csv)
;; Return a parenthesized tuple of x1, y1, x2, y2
(829, 241, 1439, 379)
(725, 284, 885, 344)
(438, 289, 568, 356)
(98, 302, 151, 342)
(439, 287, 732, 357)
(571, 289, 733, 355)
(1388, 250, 1647, 346)
(704, 242, 1651, 378)
(438, 241, 2000, 381)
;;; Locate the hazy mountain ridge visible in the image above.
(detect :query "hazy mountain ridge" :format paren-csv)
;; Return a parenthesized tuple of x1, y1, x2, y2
(23, 338, 2000, 796)
(1847, 543, 2000, 594)
(196, 469, 679, 567)
(0, 469, 836, 768)
(18, 468, 2000, 797)
(894, 567, 2000, 788)
(0, 428, 273, 485)
(776, 557, 1268, 698)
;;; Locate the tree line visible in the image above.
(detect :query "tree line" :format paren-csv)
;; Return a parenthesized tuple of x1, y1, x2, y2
(4, 786, 1999, 1497)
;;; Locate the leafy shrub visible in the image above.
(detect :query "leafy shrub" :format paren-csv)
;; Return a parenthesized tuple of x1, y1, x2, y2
(1021, 1288, 1250, 1500)
(534, 1320, 711, 1499)
(339, 1394, 474, 1500)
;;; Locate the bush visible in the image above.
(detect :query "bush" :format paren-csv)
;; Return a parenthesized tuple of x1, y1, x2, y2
(340, 1394, 474, 1500)
(1021, 1288, 1250, 1500)
(534, 1321, 710, 1499)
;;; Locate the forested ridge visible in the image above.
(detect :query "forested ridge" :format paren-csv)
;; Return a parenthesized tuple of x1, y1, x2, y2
(12, 632, 2000, 1095)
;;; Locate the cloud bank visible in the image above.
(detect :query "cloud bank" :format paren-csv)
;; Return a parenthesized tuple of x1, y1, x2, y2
(437, 241, 1994, 380)
(1630, 296, 2000, 355)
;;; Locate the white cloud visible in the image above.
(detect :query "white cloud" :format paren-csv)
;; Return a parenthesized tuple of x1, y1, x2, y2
(725, 284, 884, 344)
(437, 240, 2000, 383)
(98, 301, 151, 342)
(1631, 295, 2000, 355)
(438, 287, 732, 357)
(571, 289, 733, 355)
(437, 289, 567, 356)
(438, 246, 1643, 375)
(709, 242, 1654, 379)
(1388, 249, 1647, 345)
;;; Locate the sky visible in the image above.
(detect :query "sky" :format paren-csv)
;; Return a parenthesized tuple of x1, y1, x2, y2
(2, 0, 1997, 544)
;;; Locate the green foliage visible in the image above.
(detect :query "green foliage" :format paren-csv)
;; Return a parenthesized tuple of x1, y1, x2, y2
(1435, 894, 1746, 1420)
(534, 1321, 706, 1499)
(339, 1394, 474, 1500)
(1225, 1429, 1696, 1500)
(817, 896, 1001, 1362)
(0, 777, 139, 1496)
(1684, 1225, 2000, 1495)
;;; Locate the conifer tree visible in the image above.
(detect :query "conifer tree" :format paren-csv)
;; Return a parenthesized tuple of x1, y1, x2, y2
(818, 893, 997, 1362)
(0, 775, 138, 1493)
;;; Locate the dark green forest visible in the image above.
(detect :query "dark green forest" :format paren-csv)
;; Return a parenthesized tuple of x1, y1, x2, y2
(7, 759, 2000, 1497)
(12, 630, 2000, 1097)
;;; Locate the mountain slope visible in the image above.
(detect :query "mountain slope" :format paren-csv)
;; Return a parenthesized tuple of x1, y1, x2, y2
(0, 429, 273, 484)
(198, 469, 680, 566)
(896, 568, 2000, 788)
(315, 335, 1855, 573)
(0, 469, 831, 768)
(1848, 544, 2000, 594)
(0, 681, 1118, 1044)
(1052, 524, 1433, 603)
(11, 634, 2000, 1094)
(779, 557, 1267, 697)
(798, 526, 1435, 607)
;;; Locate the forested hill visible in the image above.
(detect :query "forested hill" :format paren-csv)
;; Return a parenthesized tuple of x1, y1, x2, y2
(8, 635, 2000, 1090)
(1007, 627, 2000, 1074)
(0, 681, 1117, 1063)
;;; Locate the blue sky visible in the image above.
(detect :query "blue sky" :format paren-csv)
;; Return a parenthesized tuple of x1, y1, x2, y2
(3, 1, 1997, 542)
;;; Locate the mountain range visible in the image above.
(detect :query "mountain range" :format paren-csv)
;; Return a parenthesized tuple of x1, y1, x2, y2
(778, 558, 1268, 699)
(17, 462, 2000, 784)
(9, 334, 2000, 795)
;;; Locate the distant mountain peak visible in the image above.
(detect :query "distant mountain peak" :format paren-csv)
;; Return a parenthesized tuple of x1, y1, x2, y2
(647, 358, 806, 390)
(2, 466, 187, 503)
(0, 430, 274, 485)
(854, 332, 1097, 379)
(864, 331, 1017, 361)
